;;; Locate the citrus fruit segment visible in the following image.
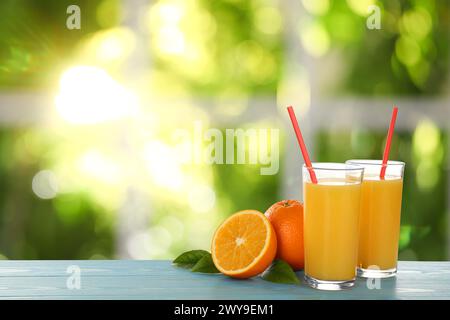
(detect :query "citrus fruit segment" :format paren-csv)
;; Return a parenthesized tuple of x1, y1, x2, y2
(265, 200, 304, 270)
(211, 210, 277, 279)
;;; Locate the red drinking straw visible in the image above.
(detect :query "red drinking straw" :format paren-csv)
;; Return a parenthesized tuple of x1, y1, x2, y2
(380, 106, 399, 179)
(287, 106, 318, 184)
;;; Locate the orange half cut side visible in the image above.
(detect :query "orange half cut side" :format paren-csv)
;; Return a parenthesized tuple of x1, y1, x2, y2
(211, 210, 277, 279)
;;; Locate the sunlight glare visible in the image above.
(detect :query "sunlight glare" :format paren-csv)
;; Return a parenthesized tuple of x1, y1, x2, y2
(144, 141, 184, 190)
(79, 149, 122, 184)
(55, 66, 139, 124)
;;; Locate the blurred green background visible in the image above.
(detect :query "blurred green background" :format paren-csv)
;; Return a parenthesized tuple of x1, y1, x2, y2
(0, 0, 448, 260)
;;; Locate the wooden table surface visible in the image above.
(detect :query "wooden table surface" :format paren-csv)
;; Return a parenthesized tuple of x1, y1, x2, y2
(0, 260, 448, 300)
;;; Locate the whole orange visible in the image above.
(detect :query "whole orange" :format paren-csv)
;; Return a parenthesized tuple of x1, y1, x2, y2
(264, 200, 304, 271)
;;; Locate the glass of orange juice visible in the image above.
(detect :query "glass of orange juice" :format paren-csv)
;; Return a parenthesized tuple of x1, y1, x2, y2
(303, 163, 364, 290)
(346, 160, 405, 278)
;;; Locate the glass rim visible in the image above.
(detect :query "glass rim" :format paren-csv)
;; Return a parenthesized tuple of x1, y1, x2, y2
(302, 162, 364, 172)
(346, 159, 405, 167)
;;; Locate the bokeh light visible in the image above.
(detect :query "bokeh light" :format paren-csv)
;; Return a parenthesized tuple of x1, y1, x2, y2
(188, 185, 216, 213)
(32, 170, 59, 199)
(55, 66, 139, 124)
(78, 149, 122, 184)
(413, 120, 441, 160)
(346, 0, 376, 16)
(148, 0, 187, 56)
(302, 0, 330, 16)
(254, 6, 283, 35)
(416, 160, 439, 190)
(395, 36, 421, 67)
(299, 21, 330, 57)
(143, 140, 184, 190)
(85, 27, 136, 63)
(400, 8, 432, 40)
(412, 120, 443, 191)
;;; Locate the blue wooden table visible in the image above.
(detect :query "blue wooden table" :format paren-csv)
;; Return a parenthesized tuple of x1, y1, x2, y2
(0, 261, 448, 299)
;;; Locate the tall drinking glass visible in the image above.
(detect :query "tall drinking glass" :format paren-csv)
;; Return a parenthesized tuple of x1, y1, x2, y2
(303, 163, 364, 290)
(346, 160, 405, 278)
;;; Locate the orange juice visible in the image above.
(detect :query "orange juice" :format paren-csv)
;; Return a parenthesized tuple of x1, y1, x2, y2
(304, 180, 362, 281)
(358, 176, 403, 271)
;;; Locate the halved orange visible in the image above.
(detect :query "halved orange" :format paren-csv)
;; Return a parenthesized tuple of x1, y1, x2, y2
(211, 210, 277, 279)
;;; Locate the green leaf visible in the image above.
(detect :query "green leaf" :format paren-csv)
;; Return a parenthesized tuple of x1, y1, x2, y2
(173, 250, 210, 269)
(261, 260, 300, 285)
(191, 253, 220, 273)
